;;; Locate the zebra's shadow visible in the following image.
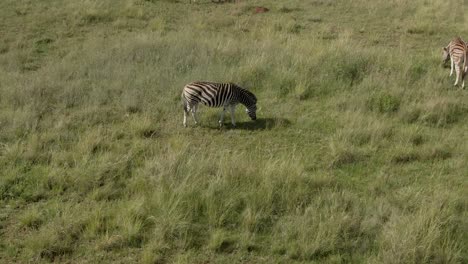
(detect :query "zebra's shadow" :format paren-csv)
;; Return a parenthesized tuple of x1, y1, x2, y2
(233, 118, 292, 130)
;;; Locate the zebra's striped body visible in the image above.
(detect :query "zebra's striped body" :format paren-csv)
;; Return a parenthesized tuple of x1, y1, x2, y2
(443, 37, 467, 88)
(182, 81, 257, 127)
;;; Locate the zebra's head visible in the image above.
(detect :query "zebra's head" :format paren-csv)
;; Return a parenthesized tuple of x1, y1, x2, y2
(241, 88, 257, 121)
(442, 46, 450, 64)
(245, 104, 257, 120)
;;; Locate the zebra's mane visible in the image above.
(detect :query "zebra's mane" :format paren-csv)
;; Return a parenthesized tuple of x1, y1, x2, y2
(236, 85, 257, 104)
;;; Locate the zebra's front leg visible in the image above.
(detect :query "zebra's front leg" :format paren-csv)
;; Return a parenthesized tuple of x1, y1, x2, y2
(229, 105, 236, 127)
(219, 107, 226, 127)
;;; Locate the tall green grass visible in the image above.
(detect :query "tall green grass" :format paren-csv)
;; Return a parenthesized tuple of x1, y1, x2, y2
(0, 0, 467, 263)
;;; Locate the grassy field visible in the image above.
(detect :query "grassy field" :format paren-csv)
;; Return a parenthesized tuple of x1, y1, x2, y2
(0, 0, 467, 263)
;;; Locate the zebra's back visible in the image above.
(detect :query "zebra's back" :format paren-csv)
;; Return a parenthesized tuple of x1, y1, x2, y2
(183, 82, 235, 108)
(448, 37, 467, 63)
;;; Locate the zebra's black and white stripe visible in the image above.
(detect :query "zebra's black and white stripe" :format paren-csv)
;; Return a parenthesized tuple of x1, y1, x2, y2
(182, 81, 257, 127)
(443, 37, 467, 88)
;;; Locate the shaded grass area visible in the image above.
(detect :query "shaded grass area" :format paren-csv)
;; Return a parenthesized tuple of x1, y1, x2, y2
(0, 0, 467, 263)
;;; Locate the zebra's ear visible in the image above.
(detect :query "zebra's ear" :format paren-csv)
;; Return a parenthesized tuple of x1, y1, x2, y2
(443, 47, 448, 51)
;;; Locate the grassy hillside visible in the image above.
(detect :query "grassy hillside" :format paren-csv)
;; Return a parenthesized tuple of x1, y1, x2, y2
(0, 0, 467, 263)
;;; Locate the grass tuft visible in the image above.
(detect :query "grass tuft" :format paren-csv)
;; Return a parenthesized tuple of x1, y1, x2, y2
(19, 207, 44, 230)
(391, 151, 420, 164)
(419, 100, 467, 127)
(208, 230, 238, 253)
(367, 93, 401, 114)
(378, 201, 463, 263)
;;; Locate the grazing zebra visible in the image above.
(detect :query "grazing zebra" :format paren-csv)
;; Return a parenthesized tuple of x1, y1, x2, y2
(182, 81, 257, 127)
(442, 37, 467, 88)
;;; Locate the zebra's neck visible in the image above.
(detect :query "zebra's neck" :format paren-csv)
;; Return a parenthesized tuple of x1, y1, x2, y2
(236, 88, 256, 107)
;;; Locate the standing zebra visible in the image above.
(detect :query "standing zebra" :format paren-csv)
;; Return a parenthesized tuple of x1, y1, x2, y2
(182, 81, 257, 127)
(442, 37, 467, 88)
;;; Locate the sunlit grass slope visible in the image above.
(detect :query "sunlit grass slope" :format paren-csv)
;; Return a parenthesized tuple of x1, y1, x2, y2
(0, 0, 467, 263)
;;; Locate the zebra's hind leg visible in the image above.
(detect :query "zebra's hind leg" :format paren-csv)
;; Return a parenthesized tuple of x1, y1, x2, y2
(450, 57, 454, 76)
(463, 66, 468, 89)
(462, 68, 466, 89)
(229, 105, 236, 127)
(454, 65, 461, 86)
